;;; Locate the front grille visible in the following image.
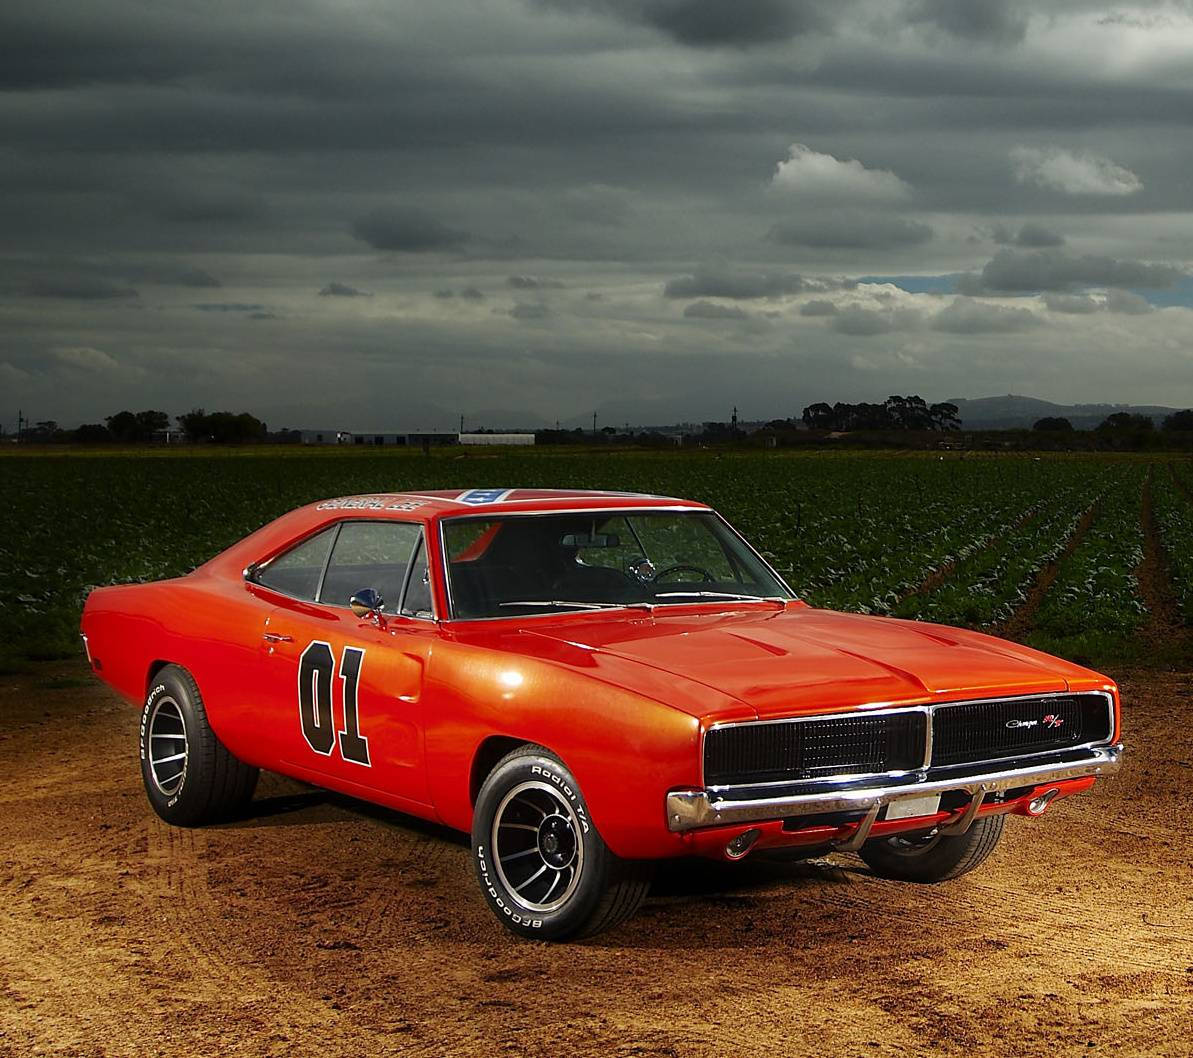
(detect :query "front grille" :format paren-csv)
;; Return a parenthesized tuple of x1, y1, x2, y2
(931, 694, 1111, 767)
(704, 712, 926, 786)
(703, 693, 1112, 788)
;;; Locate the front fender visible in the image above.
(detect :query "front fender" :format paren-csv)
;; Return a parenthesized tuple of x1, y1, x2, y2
(423, 640, 702, 859)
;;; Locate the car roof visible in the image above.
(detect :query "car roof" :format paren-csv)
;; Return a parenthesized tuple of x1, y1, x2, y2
(307, 488, 706, 520)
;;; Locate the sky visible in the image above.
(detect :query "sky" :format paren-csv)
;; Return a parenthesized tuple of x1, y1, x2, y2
(2, 0, 1193, 431)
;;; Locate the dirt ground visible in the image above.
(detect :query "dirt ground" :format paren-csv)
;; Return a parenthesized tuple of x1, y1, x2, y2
(1, 661, 1190, 1058)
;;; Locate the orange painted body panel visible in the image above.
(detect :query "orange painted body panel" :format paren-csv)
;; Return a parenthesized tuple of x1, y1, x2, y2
(81, 489, 1120, 860)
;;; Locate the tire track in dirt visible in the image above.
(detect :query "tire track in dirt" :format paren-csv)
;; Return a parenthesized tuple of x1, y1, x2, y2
(998, 499, 1098, 640)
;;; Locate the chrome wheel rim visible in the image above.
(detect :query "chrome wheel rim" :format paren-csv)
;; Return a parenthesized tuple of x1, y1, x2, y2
(148, 696, 188, 796)
(491, 780, 584, 913)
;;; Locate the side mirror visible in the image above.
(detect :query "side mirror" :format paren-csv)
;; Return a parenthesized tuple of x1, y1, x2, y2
(349, 587, 385, 618)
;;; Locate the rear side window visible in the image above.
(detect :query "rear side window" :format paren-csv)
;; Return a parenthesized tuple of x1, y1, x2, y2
(319, 521, 421, 612)
(254, 527, 336, 601)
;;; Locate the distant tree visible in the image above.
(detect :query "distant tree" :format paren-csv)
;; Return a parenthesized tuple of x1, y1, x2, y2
(74, 423, 112, 443)
(105, 410, 138, 442)
(929, 402, 962, 431)
(179, 408, 210, 442)
(802, 402, 835, 430)
(26, 420, 65, 442)
(106, 409, 169, 442)
(1098, 412, 1154, 432)
(135, 410, 170, 438)
(1033, 416, 1073, 432)
(1162, 409, 1193, 431)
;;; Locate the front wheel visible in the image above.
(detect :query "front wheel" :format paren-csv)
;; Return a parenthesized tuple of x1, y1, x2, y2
(472, 746, 653, 940)
(858, 814, 1005, 882)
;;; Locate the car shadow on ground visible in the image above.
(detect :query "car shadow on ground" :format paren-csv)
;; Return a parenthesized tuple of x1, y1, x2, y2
(213, 787, 470, 847)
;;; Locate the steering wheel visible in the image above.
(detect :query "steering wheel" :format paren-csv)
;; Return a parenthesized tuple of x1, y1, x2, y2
(652, 563, 716, 583)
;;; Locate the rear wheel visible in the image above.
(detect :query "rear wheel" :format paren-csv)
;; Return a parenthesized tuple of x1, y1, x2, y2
(472, 746, 653, 940)
(140, 665, 258, 826)
(858, 815, 1005, 882)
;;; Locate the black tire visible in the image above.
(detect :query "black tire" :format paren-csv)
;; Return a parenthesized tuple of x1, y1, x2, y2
(858, 815, 1005, 883)
(139, 664, 259, 826)
(472, 745, 653, 941)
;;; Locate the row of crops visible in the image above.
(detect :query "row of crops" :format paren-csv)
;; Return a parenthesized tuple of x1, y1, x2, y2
(2, 449, 1191, 666)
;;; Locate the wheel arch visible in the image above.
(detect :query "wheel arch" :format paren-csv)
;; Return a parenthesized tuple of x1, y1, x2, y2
(145, 659, 174, 695)
(469, 735, 554, 805)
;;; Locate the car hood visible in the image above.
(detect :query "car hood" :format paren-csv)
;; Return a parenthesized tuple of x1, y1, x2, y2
(521, 605, 1085, 721)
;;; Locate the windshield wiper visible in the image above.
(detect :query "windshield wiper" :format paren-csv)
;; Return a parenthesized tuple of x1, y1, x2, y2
(499, 600, 653, 612)
(654, 591, 788, 605)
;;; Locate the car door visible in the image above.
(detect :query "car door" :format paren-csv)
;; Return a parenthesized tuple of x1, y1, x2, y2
(252, 519, 436, 810)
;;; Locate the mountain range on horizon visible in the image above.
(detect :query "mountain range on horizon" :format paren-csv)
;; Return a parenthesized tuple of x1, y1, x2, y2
(942, 395, 1187, 431)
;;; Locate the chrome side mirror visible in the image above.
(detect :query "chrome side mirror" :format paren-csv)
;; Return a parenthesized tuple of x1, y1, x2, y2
(349, 587, 384, 618)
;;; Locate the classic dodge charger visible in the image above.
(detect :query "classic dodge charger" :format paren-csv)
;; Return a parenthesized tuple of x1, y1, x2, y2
(82, 488, 1123, 939)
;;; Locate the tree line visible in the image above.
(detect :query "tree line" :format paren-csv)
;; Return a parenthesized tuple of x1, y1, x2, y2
(11, 408, 289, 444)
(801, 395, 962, 432)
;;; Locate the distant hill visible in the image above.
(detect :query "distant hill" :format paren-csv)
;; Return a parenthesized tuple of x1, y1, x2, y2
(947, 395, 1185, 431)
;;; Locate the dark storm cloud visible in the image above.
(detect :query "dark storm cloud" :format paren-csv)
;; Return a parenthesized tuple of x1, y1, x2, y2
(1104, 288, 1154, 315)
(509, 275, 565, 289)
(536, 0, 838, 47)
(319, 282, 372, 297)
(932, 298, 1041, 333)
(991, 222, 1065, 248)
(24, 276, 138, 300)
(907, 0, 1028, 44)
(149, 189, 267, 225)
(683, 300, 748, 319)
(192, 303, 264, 313)
(351, 209, 468, 253)
(1044, 292, 1101, 314)
(799, 299, 839, 317)
(831, 306, 915, 336)
(961, 249, 1186, 293)
(510, 302, 550, 320)
(460, 287, 486, 301)
(664, 268, 804, 300)
(768, 213, 933, 250)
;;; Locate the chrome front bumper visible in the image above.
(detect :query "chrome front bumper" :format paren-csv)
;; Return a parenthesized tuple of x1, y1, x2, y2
(665, 743, 1124, 838)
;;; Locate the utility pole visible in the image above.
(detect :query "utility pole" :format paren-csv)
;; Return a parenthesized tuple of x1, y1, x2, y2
(459, 413, 464, 434)
(17, 409, 23, 443)
(592, 411, 597, 436)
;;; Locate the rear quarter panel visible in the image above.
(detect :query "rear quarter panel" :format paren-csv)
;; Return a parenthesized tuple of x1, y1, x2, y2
(81, 573, 272, 767)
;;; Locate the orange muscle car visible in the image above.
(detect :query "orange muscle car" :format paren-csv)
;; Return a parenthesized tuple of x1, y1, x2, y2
(82, 489, 1123, 939)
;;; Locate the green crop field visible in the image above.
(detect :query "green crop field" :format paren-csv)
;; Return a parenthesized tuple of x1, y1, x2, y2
(3, 447, 1192, 671)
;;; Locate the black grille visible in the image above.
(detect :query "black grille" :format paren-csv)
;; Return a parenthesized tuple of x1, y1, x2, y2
(704, 712, 926, 786)
(930, 694, 1111, 767)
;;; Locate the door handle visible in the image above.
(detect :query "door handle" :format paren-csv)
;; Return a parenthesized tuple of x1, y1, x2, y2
(262, 632, 293, 643)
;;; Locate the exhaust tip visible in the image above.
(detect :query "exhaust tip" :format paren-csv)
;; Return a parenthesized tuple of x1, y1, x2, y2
(725, 828, 762, 860)
(1027, 788, 1061, 816)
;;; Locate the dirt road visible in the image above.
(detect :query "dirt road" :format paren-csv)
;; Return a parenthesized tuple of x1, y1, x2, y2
(1, 661, 1190, 1057)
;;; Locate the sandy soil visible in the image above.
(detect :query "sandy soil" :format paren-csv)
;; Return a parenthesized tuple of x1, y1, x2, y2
(1, 661, 1190, 1058)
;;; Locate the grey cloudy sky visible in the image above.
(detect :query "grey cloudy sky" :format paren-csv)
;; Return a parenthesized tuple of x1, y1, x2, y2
(3, 0, 1192, 429)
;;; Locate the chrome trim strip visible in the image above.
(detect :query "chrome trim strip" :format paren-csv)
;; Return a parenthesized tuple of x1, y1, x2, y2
(701, 690, 1116, 787)
(666, 743, 1123, 833)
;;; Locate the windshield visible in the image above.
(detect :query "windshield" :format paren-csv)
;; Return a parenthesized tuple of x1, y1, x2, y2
(442, 510, 793, 619)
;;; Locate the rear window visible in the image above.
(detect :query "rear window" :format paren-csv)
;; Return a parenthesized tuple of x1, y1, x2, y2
(254, 527, 335, 601)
